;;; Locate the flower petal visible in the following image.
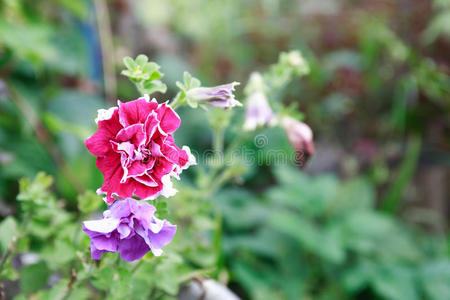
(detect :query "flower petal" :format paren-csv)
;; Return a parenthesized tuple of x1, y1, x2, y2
(85, 108, 121, 156)
(148, 219, 177, 249)
(155, 102, 180, 134)
(118, 235, 150, 262)
(83, 218, 120, 234)
(118, 98, 158, 127)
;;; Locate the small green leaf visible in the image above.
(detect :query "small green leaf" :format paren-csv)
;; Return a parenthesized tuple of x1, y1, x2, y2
(135, 54, 149, 66)
(0, 216, 18, 253)
(77, 190, 102, 214)
(123, 56, 136, 70)
(154, 200, 168, 219)
(142, 62, 159, 76)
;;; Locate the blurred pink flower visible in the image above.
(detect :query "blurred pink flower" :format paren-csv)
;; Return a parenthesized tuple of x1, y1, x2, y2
(281, 116, 315, 164)
(86, 96, 196, 203)
(243, 91, 275, 131)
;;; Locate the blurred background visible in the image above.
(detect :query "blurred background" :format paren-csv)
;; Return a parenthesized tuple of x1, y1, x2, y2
(0, 0, 449, 299)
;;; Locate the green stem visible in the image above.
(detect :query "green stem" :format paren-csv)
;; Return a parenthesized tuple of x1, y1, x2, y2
(0, 214, 30, 278)
(170, 93, 184, 110)
(381, 135, 422, 213)
(94, 0, 117, 105)
(213, 128, 224, 154)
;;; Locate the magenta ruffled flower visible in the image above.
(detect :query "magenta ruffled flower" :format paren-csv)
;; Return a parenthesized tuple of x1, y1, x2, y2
(86, 96, 196, 203)
(186, 82, 241, 109)
(83, 198, 176, 261)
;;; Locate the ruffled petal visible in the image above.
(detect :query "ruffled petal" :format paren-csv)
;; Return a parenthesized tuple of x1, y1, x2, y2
(115, 124, 145, 146)
(85, 108, 121, 156)
(148, 219, 177, 249)
(118, 235, 150, 262)
(118, 98, 158, 127)
(91, 234, 119, 252)
(83, 218, 120, 234)
(155, 102, 180, 134)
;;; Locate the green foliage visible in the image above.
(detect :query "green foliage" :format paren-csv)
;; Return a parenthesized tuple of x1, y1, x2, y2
(19, 261, 50, 293)
(266, 50, 310, 89)
(0, 216, 18, 253)
(219, 166, 448, 300)
(77, 190, 102, 215)
(121, 55, 167, 95)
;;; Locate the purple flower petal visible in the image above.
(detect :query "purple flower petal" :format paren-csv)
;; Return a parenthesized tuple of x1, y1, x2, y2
(82, 198, 176, 262)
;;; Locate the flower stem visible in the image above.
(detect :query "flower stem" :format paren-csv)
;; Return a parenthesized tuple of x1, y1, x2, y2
(170, 92, 184, 110)
(213, 128, 224, 154)
(94, 0, 117, 105)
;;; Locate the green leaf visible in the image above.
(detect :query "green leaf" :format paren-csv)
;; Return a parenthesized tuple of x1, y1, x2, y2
(123, 56, 136, 70)
(371, 265, 418, 300)
(135, 54, 149, 66)
(420, 260, 450, 300)
(154, 200, 169, 219)
(20, 261, 50, 293)
(77, 190, 102, 214)
(269, 211, 345, 263)
(141, 80, 167, 94)
(0, 216, 18, 253)
(142, 62, 160, 77)
(110, 267, 132, 299)
(42, 240, 77, 269)
(0, 263, 19, 281)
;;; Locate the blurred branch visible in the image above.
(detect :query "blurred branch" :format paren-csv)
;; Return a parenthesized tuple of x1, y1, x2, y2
(6, 82, 84, 194)
(94, 0, 117, 105)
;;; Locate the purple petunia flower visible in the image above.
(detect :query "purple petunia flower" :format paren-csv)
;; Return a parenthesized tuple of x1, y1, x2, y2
(82, 198, 176, 262)
(186, 82, 241, 109)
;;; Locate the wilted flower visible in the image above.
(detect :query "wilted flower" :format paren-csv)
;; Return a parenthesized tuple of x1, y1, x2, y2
(186, 82, 241, 109)
(281, 116, 315, 164)
(86, 96, 196, 203)
(243, 92, 275, 131)
(83, 198, 176, 261)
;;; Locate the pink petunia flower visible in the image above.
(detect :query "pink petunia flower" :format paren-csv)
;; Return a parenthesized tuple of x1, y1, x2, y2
(86, 96, 196, 203)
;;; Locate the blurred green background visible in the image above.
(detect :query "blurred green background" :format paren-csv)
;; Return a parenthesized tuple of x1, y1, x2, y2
(0, 0, 449, 299)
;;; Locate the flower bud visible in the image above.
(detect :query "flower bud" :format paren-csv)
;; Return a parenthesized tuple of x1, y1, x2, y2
(186, 82, 241, 109)
(243, 92, 275, 131)
(281, 116, 315, 165)
(282, 51, 310, 76)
